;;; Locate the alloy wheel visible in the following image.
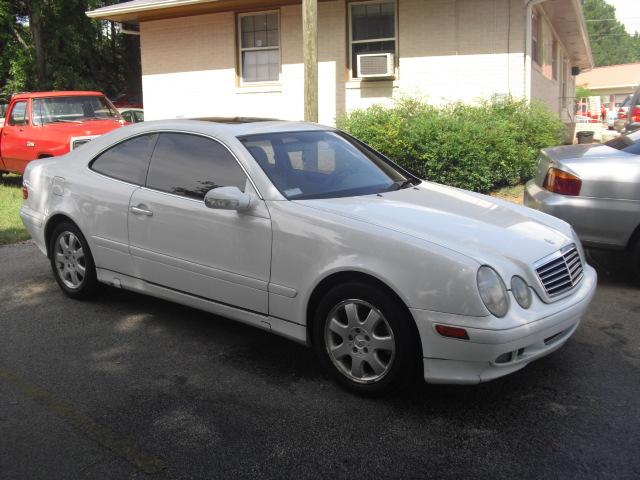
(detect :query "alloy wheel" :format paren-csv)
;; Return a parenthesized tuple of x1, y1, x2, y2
(324, 299, 396, 384)
(54, 231, 86, 289)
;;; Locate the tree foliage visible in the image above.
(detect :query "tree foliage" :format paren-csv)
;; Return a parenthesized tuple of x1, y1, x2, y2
(583, 0, 640, 67)
(0, 0, 140, 97)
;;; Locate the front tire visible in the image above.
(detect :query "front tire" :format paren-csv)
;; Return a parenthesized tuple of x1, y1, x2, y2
(313, 281, 421, 395)
(49, 222, 99, 299)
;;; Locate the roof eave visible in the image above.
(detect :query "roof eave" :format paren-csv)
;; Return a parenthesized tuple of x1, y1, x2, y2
(573, 0, 594, 71)
(86, 0, 216, 22)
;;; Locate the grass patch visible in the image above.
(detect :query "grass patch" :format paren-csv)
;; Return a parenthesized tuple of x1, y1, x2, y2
(490, 184, 525, 205)
(0, 174, 30, 245)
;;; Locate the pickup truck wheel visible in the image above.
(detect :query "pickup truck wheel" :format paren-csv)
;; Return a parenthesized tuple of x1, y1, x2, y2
(49, 222, 99, 299)
(313, 281, 420, 396)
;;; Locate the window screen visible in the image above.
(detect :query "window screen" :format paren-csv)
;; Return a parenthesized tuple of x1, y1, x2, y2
(350, 0, 396, 78)
(90, 134, 157, 185)
(146, 133, 247, 200)
(239, 12, 280, 83)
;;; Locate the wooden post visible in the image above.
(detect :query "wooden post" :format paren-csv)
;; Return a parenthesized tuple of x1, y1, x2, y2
(302, 0, 318, 122)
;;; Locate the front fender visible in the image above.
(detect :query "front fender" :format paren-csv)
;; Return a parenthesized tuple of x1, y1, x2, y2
(266, 201, 488, 326)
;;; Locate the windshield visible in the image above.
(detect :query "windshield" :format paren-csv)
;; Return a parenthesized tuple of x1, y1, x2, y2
(239, 131, 417, 199)
(32, 96, 119, 125)
(604, 129, 640, 155)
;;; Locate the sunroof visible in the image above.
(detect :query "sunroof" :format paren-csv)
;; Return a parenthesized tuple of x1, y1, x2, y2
(190, 117, 278, 124)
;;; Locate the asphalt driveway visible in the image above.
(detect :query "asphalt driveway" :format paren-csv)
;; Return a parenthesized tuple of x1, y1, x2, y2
(1, 242, 639, 479)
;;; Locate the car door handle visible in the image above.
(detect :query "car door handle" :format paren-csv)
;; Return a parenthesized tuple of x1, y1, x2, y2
(26, 141, 35, 147)
(130, 205, 153, 217)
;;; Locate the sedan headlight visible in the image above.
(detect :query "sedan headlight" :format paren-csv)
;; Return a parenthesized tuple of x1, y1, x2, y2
(477, 266, 509, 317)
(511, 276, 532, 309)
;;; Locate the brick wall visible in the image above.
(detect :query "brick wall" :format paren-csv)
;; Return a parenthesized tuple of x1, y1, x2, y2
(138, 0, 563, 125)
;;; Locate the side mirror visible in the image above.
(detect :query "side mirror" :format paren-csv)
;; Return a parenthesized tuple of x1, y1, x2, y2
(204, 186, 254, 211)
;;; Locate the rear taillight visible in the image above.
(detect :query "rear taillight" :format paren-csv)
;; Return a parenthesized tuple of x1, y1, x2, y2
(22, 185, 29, 200)
(544, 167, 582, 196)
(632, 107, 640, 122)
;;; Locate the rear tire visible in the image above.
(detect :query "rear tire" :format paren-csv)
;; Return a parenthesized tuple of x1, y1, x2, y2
(49, 221, 99, 299)
(312, 281, 421, 396)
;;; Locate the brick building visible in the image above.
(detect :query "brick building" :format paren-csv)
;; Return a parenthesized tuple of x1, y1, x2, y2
(88, 0, 592, 126)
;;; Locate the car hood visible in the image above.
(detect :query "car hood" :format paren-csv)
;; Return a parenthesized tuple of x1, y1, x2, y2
(295, 182, 572, 267)
(41, 119, 124, 137)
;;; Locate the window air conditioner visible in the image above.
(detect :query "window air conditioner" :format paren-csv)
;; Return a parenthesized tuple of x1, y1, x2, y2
(357, 53, 394, 78)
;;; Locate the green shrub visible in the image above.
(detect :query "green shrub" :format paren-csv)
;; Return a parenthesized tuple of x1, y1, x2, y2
(337, 97, 566, 193)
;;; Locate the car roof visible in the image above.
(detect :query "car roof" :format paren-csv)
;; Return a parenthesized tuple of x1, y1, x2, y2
(126, 119, 335, 137)
(12, 91, 105, 100)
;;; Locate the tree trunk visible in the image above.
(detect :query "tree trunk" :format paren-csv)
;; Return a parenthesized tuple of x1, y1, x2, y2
(28, 0, 47, 88)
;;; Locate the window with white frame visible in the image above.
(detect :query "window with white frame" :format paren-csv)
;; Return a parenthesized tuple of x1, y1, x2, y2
(349, 0, 396, 79)
(531, 12, 540, 65)
(238, 11, 280, 84)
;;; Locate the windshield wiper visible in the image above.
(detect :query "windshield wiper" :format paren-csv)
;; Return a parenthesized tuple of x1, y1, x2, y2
(388, 179, 415, 191)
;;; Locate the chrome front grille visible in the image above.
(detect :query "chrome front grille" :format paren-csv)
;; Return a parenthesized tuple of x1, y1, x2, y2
(535, 244, 584, 297)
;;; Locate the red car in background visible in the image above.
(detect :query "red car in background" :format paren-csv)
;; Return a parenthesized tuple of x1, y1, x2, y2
(111, 92, 143, 109)
(0, 91, 126, 175)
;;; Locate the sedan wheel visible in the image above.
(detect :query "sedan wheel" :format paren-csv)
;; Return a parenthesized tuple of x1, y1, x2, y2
(54, 231, 87, 289)
(314, 281, 421, 395)
(324, 299, 396, 384)
(49, 222, 99, 299)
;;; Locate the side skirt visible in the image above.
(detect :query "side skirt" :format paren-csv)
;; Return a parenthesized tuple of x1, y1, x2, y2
(96, 268, 308, 346)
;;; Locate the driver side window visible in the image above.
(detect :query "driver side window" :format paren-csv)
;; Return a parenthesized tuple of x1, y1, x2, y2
(146, 133, 248, 200)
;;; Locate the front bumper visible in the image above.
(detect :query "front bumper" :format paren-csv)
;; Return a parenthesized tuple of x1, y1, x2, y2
(411, 264, 597, 385)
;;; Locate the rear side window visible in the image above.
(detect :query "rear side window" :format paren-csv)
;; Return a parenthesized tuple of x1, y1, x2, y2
(604, 130, 640, 155)
(90, 134, 158, 185)
(9, 101, 28, 126)
(146, 133, 247, 200)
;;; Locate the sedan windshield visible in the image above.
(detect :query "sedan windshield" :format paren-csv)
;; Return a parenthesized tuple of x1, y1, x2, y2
(32, 96, 119, 125)
(239, 131, 416, 199)
(604, 129, 640, 155)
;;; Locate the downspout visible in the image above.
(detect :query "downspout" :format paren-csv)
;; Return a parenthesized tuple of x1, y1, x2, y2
(524, 0, 547, 101)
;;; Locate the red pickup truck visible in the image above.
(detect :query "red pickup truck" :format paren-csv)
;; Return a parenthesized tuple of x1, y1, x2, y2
(0, 91, 126, 175)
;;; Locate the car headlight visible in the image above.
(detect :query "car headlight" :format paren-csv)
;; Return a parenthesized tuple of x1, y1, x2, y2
(511, 276, 532, 309)
(477, 266, 509, 317)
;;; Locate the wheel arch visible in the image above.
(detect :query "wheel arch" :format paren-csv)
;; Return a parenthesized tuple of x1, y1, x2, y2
(44, 213, 81, 258)
(626, 222, 640, 251)
(305, 270, 421, 355)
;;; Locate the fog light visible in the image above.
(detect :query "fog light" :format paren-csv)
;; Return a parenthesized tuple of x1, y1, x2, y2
(22, 185, 28, 200)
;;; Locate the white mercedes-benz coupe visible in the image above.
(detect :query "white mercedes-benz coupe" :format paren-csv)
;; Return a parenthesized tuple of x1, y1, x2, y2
(21, 120, 597, 395)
